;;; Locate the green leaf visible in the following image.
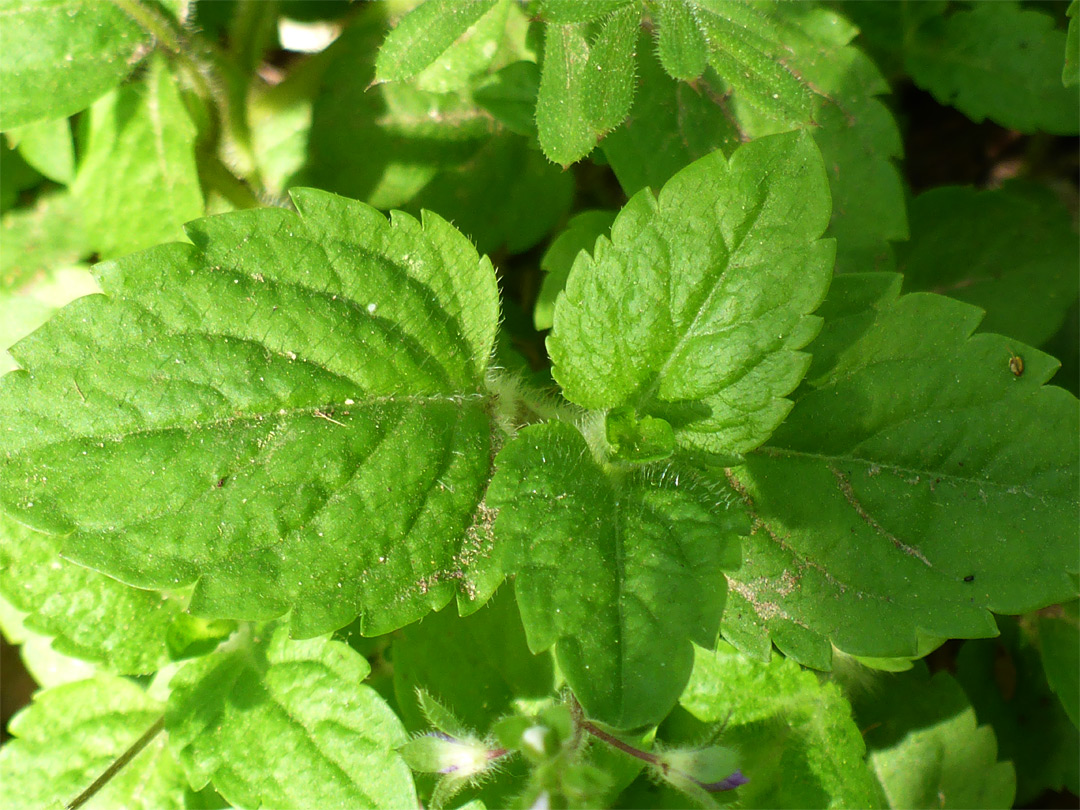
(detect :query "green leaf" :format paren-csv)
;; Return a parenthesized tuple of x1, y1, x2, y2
(539, 0, 636, 25)
(898, 183, 1080, 347)
(535, 5, 640, 166)
(1066, 0, 1079, 86)
(654, 0, 708, 81)
(852, 662, 1016, 810)
(601, 35, 743, 198)
(309, 9, 571, 255)
(0, 188, 500, 638)
(487, 421, 744, 730)
(606, 6, 906, 274)
(0, 140, 42, 214)
(1038, 600, 1080, 728)
(1, 197, 95, 377)
(534, 209, 616, 332)
(473, 61, 542, 137)
(0, 192, 88, 291)
(0, 0, 150, 130)
(955, 619, 1080, 803)
(779, 5, 907, 273)
(0, 513, 182, 674)
(0, 676, 187, 810)
(5, 117, 75, 184)
(549, 131, 834, 457)
(167, 625, 417, 809)
(72, 55, 204, 259)
(721, 274, 1080, 668)
(689, 0, 815, 126)
(392, 587, 555, 734)
(681, 642, 880, 809)
(375, 0, 499, 84)
(906, 1, 1080, 134)
(414, 0, 513, 94)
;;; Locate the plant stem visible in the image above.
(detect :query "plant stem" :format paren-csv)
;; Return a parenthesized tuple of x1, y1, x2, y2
(66, 716, 166, 810)
(570, 695, 659, 767)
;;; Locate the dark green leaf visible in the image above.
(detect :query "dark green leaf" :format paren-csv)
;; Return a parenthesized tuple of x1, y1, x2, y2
(721, 274, 1080, 667)
(1038, 600, 1080, 728)
(488, 421, 744, 729)
(1066, 0, 1079, 86)
(0, 189, 499, 638)
(899, 183, 1080, 347)
(955, 620, 1080, 802)
(0, 0, 150, 130)
(392, 587, 555, 733)
(310, 11, 571, 255)
(550, 131, 834, 457)
(906, 1, 1080, 134)
(167, 625, 418, 809)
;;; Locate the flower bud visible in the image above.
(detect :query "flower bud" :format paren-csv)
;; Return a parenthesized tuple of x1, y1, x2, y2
(653, 744, 747, 799)
(400, 732, 495, 777)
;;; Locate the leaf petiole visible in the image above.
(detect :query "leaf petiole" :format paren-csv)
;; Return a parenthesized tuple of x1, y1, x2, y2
(66, 715, 165, 810)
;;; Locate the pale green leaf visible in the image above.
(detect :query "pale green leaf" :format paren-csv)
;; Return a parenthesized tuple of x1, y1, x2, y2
(72, 55, 204, 259)
(16, 627, 99, 688)
(721, 275, 1080, 668)
(654, 0, 708, 81)
(534, 209, 616, 331)
(681, 642, 880, 809)
(955, 620, 1080, 803)
(0, 188, 499, 639)
(1066, 0, 1079, 86)
(853, 663, 1016, 810)
(0, 676, 186, 810)
(392, 587, 555, 733)
(0, 196, 96, 377)
(550, 131, 834, 457)
(0, 0, 150, 130)
(906, 1, 1080, 134)
(375, 0, 498, 84)
(167, 625, 417, 809)
(5, 117, 75, 184)
(0, 192, 88, 291)
(899, 183, 1080, 347)
(1038, 600, 1080, 728)
(0, 512, 182, 674)
(488, 421, 744, 730)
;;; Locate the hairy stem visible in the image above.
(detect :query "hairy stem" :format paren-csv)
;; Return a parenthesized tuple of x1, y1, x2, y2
(570, 695, 659, 767)
(66, 716, 165, 810)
